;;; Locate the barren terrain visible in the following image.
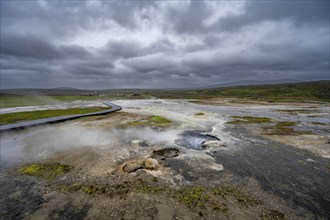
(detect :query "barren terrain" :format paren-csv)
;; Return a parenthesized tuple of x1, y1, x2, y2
(0, 99, 329, 219)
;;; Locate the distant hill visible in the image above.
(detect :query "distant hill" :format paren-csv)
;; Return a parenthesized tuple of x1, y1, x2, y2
(1, 80, 329, 102)
(200, 79, 304, 89)
(0, 88, 93, 96)
(146, 80, 330, 102)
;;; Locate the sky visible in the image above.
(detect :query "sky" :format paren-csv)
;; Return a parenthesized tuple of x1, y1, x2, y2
(0, 0, 329, 89)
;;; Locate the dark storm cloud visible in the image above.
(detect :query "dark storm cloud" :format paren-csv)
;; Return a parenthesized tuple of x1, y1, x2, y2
(0, 0, 329, 89)
(247, 1, 329, 24)
(62, 59, 115, 77)
(1, 33, 91, 60)
(210, 1, 330, 33)
(1, 33, 61, 59)
(102, 40, 143, 59)
(166, 1, 211, 34)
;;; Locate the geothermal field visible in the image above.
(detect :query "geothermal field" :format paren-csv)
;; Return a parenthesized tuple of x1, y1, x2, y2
(0, 97, 329, 219)
(1, 1, 329, 219)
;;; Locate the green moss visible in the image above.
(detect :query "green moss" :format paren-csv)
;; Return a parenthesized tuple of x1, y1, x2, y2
(213, 203, 228, 213)
(311, 122, 327, 126)
(276, 121, 297, 127)
(127, 120, 149, 127)
(54, 179, 261, 216)
(177, 186, 209, 208)
(150, 115, 172, 124)
(60, 183, 84, 192)
(134, 182, 166, 194)
(263, 121, 313, 135)
(60, 182, 131, 197)
(195, 112, 205, 116)
(277, 109, 317, 115)
(126, 115, 172, 127)
(0, 107, 109, 125)
(213, 186, 261, 207)
(20, 162, 72, 179)
(261, 209, 285, 220)
(84, 185, 100, 195)
(227, 116, 272, 124)
(62, 180, 166, 196)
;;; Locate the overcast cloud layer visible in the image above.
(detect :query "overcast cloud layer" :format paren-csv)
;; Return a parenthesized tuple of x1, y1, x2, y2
(1, 0, 329, 89)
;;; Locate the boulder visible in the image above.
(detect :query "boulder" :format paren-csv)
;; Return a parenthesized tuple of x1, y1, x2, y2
(122, 160, 145, 173)
(144, 158, 159, 170)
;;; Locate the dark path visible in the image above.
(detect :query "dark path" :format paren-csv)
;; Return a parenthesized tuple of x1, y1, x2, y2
(0, 101, 122, 132)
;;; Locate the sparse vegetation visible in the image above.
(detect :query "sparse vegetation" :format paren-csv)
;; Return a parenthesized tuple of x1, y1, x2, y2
(126, 115, 172, 127)
(212, 203, 229, 213)
(133, 180, 166, 193)
(1, 81, 329, 108)
(146, 80, 330, 102)
(261, 209, 285, 220)
(212, 186, 261, 207)
(227, 116, 272, 124)
(277, 109, 318, 115)
(311, 122, 327, 126)
(195, 112, 205, 116)
(276, 121, 297, 127)
(55, 179, 262, 217)
(20, 162, 72, 179)
(84, 185, 100, 195)
(177, 186, 209, 208)
(0, 107, 109, 125)
(263, 121, 313, 135)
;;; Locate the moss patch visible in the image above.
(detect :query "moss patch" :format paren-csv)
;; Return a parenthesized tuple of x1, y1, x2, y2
(20, 162, 72, 179)
(263, 121, 313, 135)
(277, 121, 297, 127)
(261, 209, 285, 220)
(195, 112, 205, 116)
(311, 122, 327, 126)
(133, 180, 166, 193)
(177, 186, 209, 208)
(56, 179, 261, 217)
(84, 185, 100, 195)
(277, 109, 318, 115)
(212, 186, 261, 207)
(126, 115, 172, 127)
(213, 203, 229, 213)
(227, 116, 272, 124)
(60, 181, 137, 197)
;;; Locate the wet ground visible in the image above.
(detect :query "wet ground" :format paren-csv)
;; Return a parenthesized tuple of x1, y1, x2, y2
(0, 99, 329, 219)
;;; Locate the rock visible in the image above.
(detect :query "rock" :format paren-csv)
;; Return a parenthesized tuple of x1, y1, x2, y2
(202, 140, 226, 150)
(144, 158, 159, 170)
(152, 148, 179, 160)
(122, 160, 145, 173)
